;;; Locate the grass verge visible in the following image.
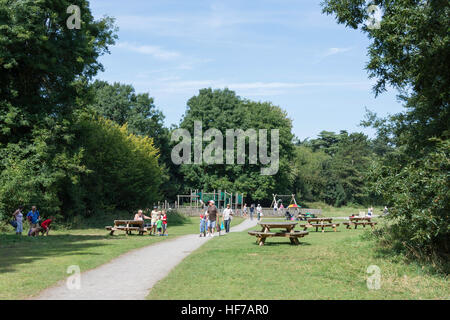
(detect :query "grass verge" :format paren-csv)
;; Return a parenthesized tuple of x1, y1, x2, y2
(147, 219, 449, 300)
(0, 213, 241, 300)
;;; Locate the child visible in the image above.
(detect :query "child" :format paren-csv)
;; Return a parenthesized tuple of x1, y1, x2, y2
(161, 210, 168, 236)
(156, 215, 163, 236)
(199, 213, 207, 237)
(39, 217, 53, 236)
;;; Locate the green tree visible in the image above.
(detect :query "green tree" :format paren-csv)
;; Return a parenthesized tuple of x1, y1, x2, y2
(62, 113, 162, 216)
(322, 0, 450, 261)
(0, 0, 117, 219)
(88, 80, 178, 198)
(176, 88, 294, 204)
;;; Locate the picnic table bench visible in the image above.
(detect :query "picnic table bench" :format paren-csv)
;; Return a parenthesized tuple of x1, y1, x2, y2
(343, 217, 377, 229)
(248, 221, 308, 246)
(299, 218, 340, 232)
(105, 220, 150, 236)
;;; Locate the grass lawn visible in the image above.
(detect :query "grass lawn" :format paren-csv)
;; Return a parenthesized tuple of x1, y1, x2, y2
(0, 214, 242, 300)
(147, 218, 449, 300)
(303, 202, 384, 218)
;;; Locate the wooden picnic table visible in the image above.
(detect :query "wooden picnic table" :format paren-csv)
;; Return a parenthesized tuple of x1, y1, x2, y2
(105, 220, 150, 236)
(343, 216, 377, 229)
(299, 217, 340, 232)
(248, 221, 308, 246)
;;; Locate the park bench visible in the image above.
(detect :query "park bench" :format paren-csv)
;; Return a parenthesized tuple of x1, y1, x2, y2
(343, 217, 377, 229)
(248, 230, 308, 246)
(299, 218, 339, 232)
(105, 220, 150, 236)
(248, 221, 308, 246)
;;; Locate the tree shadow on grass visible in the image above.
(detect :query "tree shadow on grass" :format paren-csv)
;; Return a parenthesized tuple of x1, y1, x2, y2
(0, 234, 110, 274)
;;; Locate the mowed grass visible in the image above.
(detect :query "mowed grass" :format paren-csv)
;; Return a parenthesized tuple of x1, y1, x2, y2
(147, 219, 449, 300)
(304, 202, 384, 218)
(0, 215, 242, 300)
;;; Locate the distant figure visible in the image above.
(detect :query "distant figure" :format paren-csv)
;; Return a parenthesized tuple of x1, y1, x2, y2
(162, 210, 168, 236)
(134, 209, 151, 221)
(383, 206, 389, 216)
(273, 202, 278, 212)
(285, 210, 292, 221)
(256, 204, 263, 221)
(222, 204, 233, 233)
(40, 217, 53, 236)
(156, 214, 163, 236)
(27, 206, 40, 236)
(150, 206, 159, 235)
(243, 204, 248, 218)
(279, 203, 284, 214)
(199, 211, 207, 237)
(13, 205, 24, 235)
(249, 204, 255, 220)
(207, 200, 218, 237)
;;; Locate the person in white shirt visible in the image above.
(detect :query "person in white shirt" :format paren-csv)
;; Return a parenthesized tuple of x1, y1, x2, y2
(222, 204, 233, 233)
(256, 204, 263, 221)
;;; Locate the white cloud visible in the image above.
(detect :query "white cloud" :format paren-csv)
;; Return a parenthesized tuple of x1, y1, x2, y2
(116, 42, 180, 60)
(323, 47, 352, 57)
(133, 79, 373, 96)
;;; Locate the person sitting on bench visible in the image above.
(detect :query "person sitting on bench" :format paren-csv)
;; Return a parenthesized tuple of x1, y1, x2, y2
(133, 210, 151, 228)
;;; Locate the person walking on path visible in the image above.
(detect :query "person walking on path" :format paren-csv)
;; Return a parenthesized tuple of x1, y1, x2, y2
(26, 206, 40, 236)
(206, 200, 218, 237)
(249, 204, 255, 220)
(13, 205, 24, 235)
(199, 211, 207, 237)
(222, 204, 233, 233)
(243, 203, 248, 218)
(256, 204, 263, 221)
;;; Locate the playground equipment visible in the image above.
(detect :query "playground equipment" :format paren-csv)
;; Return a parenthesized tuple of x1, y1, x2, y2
(176, 189, 244, 210)
(270, 194, 299, 210)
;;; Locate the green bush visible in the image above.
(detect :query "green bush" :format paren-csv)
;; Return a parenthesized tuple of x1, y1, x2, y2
(368, 140, 449, 269)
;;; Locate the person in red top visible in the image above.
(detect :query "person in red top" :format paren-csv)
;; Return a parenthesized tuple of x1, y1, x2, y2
(39, 217, 53, 236)
(161, 210, 168, 236)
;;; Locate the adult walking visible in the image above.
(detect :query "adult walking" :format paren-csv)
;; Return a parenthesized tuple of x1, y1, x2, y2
(256, 204, 263, 221)
(206, 200, 218, 237)
(26, 206, 40, 236)
(222, 204, 233, 233)
(249, 204, 255, 220)
(13, 205, 24, 235)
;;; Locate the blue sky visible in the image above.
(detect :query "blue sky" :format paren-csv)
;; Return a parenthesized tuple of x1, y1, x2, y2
(90, 0, 403, 140)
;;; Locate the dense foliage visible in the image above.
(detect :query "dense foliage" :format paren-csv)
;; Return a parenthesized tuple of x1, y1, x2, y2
(322, 0, 450, 262)
(176, 88, 294, 203)
(0, 1, 163, 220)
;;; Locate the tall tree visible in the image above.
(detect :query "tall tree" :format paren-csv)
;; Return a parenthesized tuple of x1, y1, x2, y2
(176, 88, 294, 204)
(322, 0, 450, 262)
(0, 0, 117, 219)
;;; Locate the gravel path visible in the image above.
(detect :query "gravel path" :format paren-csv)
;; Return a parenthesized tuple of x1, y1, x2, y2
(35, 218, 257, 300)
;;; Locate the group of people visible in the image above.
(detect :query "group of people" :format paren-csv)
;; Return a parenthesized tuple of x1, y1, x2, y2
(242, 203, 264, 221)
(134, 207, 168, 236)
(199, 200, 234, 237)
(11, 205, 53, 236)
